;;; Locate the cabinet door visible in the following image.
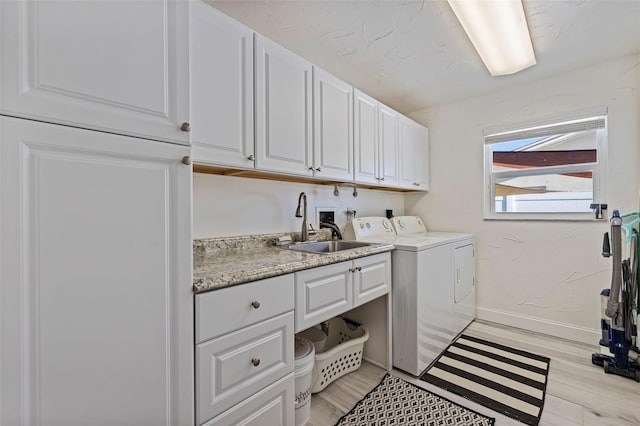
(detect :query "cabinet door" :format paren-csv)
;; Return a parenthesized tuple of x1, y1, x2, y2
(399, 116, 428, 190)
(196, 312, 294, 424)
(313, 67, 353, 180)
(353, 89, 379, 185)
(0, 117, 194, 426)
(398, 115, 417, 188)
(255, 35, 313, 176)
(378, 103, 400, 186)
(353, 253, 391, 307)
(203, 374, 294, 426)
(0, 0, 190, 144)
(190, 1, 254, 168)
(196, 274, 294, 344)
(453, 242, 476, 332)
(415, 127, 430, 190)
(295, 262, 353, 332)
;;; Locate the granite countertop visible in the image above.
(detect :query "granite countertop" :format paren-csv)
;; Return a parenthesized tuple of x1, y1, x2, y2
(193, 231, 394, 293)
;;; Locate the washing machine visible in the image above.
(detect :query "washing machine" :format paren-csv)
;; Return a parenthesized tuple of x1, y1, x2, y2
(344, 216, 476, 376)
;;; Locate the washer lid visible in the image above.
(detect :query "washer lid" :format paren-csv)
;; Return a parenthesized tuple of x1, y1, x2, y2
(391, 216, 428, 235)
(393, 233, 474, 251)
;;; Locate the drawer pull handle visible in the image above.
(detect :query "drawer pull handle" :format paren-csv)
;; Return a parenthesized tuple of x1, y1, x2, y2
(250, 301, 261, 309)
(251, 357, 261, 367)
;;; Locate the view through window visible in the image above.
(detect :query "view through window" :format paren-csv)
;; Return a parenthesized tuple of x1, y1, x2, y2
(484, 114, 607, 217)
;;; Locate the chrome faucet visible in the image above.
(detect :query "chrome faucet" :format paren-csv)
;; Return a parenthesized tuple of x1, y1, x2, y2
(295, 192, 309, 242)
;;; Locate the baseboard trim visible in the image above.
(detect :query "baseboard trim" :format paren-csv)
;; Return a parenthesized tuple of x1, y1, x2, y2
(476, 307, 600, 345)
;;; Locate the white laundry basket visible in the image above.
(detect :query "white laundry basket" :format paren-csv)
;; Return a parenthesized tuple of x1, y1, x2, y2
(294, 336, 315, 426)
(310, 318, 369, 393)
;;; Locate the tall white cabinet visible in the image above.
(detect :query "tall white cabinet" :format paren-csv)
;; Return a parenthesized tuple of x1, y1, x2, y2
(0, 0, 191, 144)
(0, 118, 194, 425)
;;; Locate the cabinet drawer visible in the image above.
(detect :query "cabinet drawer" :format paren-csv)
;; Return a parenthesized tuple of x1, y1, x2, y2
(353, 253, 391, 306)
(196, 274, 294, 343)
(202, 373, 294, 426)
(295, 261, 352, 332)
(196, 312, 294, 424)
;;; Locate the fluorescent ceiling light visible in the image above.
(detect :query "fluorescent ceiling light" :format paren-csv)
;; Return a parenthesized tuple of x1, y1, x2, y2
(447, 0, 536, 76)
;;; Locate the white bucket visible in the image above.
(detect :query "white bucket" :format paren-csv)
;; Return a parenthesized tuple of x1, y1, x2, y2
(297, 326, 328, 353)
(294, 336, 315, 426)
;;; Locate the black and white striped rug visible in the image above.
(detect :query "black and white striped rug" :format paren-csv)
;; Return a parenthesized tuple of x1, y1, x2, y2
(421, 334, 550, 426)
(335, 374, 495, 426)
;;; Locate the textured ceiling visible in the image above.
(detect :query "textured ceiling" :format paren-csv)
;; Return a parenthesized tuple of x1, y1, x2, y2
(207, 0, 640, 113)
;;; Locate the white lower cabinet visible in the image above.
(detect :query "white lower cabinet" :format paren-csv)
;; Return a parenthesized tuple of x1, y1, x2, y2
(195, 253, 391, 424)
(295, 262, 354, 332)
(0, 117, 194, 426)
(203, 373, 294, 426)
(353, 254, 392, 306)
(195, 275, 295, 425)
(295, 253, 391, 332)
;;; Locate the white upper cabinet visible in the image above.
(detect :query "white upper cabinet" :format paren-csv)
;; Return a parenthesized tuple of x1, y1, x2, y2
(416, 126, 430, 189)
(354, 90, 400, 187)
(0, 117, 193, 426)
(399, 115, 429, 190)
(378, 103, 400, 186)
(313, 67, 353, 181)
(190, 1, 254, 168)
(354, 89, 379, 185)
(255, 34, 313, 176)
(0, 0, 190, 144)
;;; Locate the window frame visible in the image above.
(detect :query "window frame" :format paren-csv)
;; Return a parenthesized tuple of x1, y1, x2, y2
(483, 110, 608, 221)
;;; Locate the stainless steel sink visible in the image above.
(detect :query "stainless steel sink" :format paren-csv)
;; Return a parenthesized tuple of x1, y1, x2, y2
(285, 240, 374, 254)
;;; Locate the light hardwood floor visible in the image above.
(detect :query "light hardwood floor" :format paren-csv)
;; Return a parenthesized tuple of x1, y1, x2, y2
(308, 320, 640, 426)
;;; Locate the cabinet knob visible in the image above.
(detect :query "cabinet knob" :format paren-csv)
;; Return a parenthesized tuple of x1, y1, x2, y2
(251, 357, 261, 367)
(315, 167, 321, 172)
(356, 266, 362, 271)
(180, 122, 192, 132)
(247, 154, 255, 161)
(181, 156, 192, 165)
(379, 177, 385, 181)
(250, 300, 260, 309)
(349, 267, 356, 273)
(308, 167, 314, 172)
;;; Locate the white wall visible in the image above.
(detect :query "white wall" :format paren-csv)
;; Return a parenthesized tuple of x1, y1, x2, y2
(406, 54, 640, 343)
(193, 173, 404, 238)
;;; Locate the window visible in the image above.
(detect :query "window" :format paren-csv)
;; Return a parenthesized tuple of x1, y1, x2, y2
(483, 111, 607, 219)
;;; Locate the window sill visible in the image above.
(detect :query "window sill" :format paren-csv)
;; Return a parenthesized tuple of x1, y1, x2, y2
(483, 212, 607, 222)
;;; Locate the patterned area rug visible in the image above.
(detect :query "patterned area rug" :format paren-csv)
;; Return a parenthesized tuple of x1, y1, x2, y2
(335, 373, 495, 426)
(421, 334, 550, 426)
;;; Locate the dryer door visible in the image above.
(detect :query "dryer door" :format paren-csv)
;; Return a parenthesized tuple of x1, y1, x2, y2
(453, 242, 476, 335)
(454, 243, 475, 303)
